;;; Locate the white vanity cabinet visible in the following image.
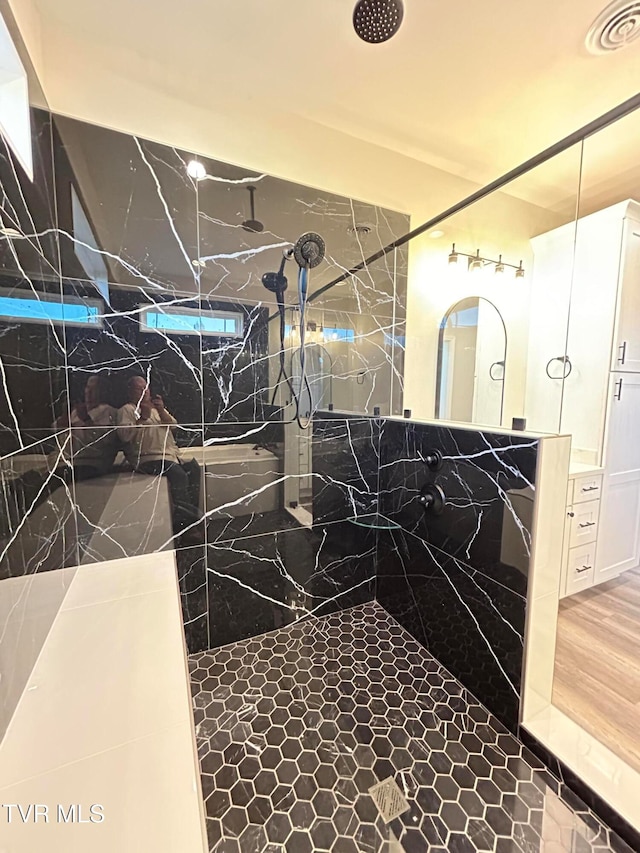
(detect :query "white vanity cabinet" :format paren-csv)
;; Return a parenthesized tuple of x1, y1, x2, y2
(611, 219, 640, 374)
(528, 200, 640, 597)
(595, 373, 640, 584)
(561, 468, 603, 598)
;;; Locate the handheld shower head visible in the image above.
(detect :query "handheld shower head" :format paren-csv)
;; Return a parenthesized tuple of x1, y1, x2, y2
(292, 232, 326, 269)
(261, 253, 289, 294)
(353, 0, 404, 43)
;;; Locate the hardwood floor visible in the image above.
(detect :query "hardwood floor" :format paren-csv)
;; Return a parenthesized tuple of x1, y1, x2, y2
(552, 567, 640, 773)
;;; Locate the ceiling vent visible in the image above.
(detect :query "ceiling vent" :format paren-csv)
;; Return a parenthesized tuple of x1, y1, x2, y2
(586, 0, 640, 53)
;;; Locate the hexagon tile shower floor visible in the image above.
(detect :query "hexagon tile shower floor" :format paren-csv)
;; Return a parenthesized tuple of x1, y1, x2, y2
(189, 603, 631, 853)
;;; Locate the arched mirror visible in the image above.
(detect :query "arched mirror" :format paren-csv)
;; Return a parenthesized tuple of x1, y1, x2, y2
(435, 297, 507, 427)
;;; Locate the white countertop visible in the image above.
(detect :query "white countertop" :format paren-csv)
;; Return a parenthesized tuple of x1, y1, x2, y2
(569, 461, 604, 477)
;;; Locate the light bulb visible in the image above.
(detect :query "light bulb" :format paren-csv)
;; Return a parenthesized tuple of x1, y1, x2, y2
(515, 262, 525, 279)
(448, 243, 459, 265)
(495, 255, 505, 274)
(187, 160, 206, 181)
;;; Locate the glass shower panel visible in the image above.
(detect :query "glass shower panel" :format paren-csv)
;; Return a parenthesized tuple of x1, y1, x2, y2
(403, 143, 583, 434)
(560, 108, 640, 465)
(274, 242, 403, 518)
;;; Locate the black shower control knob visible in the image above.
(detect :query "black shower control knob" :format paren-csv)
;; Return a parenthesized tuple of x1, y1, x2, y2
(424, 449, 443, 471)
(418, 484, 446, 516)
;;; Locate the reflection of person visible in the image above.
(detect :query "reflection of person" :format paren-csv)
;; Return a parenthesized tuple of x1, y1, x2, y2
(54, 375, 118, 477)
(2, 375, 117, 533)
(117, 375, 200, 535)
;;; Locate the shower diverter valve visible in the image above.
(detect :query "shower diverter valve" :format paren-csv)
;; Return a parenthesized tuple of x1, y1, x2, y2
(418, 484, 446, 515)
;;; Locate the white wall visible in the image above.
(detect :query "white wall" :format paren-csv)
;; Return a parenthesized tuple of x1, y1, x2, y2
(9, 0, 483, 218)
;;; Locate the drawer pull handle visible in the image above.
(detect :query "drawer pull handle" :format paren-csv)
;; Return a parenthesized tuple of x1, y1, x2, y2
(576, 565, 592, 573)
(567, 511, 575, 518)
(615, 378, 623, 401)
(578, 521, 595, 528)
(581, 486, 598, 492)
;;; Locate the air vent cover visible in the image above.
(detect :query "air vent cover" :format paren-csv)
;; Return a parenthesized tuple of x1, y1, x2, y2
(586, 0, 640, 53)
(347, 223, 373, 236)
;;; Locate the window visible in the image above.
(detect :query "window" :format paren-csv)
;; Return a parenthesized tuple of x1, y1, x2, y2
(0, 287, 103, 327)
(384, 333, 406, 348)
(285, 325, 355, 343)
(139, 305, 244, 338)
(324, 327, 355, 343)
(71, 185, 109, 301)
(0, 11, 32, 180)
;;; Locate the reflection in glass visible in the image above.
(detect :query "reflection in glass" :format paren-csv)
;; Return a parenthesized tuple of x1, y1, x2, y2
(117, 375, 201, 539)
(435, 297, 506, 427)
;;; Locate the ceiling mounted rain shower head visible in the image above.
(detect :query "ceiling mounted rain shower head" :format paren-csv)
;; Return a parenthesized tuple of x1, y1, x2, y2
(353, 0, 404, 43)
(242, 186, 264, 233)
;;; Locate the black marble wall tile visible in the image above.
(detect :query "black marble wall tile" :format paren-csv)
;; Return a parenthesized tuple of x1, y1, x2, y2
(61, 280, 204, 426)
(0, 434, 77, 578)
(379, 419, 537, 594)
(176, 546, 209, 654)
(0, 107, 414, 669)
(308, 247, 409, 319)
(376, 526, 526, 731)
(0, 108, 65, 455)
(53, 116, 198, 292)
(200, 302, 274, 423)
(370, 418, 540, 734)
(206, 520, 376, 649)
(198, 427, 287, 545)
(0, 279, 68, 455)
(194, 158, 410, 317)
(312, 416, 381, 525)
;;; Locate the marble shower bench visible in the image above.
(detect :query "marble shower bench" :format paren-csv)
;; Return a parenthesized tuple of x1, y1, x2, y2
(0, 552, 207, 852)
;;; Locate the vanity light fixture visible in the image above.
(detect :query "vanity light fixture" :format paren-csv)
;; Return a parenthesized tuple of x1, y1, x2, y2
(468, 249, 484, 272)
(447, 243, 524, 278)
(187, 160, 206, 181)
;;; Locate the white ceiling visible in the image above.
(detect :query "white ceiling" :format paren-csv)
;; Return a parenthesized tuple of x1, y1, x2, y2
(30, 0, 640, 189)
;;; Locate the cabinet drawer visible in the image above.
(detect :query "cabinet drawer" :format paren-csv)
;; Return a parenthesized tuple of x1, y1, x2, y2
(568, 499, 600, 548)
(571, 474, 603, 504)
(565, 545, 596, 596)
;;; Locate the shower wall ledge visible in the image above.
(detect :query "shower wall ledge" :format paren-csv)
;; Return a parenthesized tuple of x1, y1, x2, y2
(384, 412, 558, 440)
(524, 704, 640, 835)
(0, 551, 207, 853)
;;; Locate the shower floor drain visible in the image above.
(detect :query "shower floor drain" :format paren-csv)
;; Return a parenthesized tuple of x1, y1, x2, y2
(368, 777, 410, 824)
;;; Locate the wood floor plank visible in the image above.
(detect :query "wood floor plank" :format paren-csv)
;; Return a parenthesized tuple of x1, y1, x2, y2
(553, 566, 640, 774)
